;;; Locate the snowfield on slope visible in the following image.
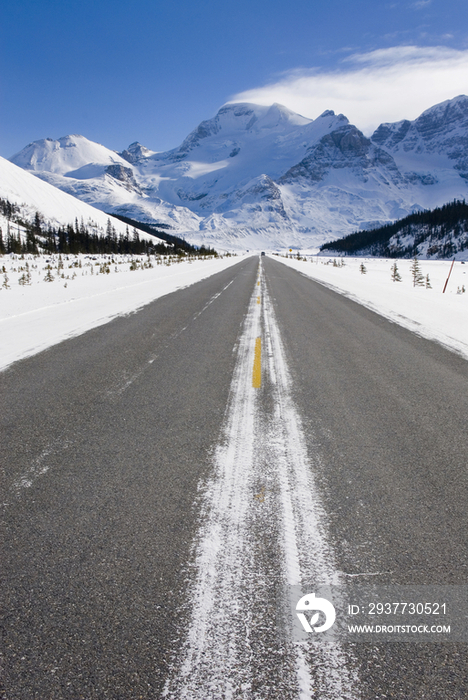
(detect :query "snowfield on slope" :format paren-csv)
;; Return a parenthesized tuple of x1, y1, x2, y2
(0, 155, 164, 242)
(275, 254, 468, 360)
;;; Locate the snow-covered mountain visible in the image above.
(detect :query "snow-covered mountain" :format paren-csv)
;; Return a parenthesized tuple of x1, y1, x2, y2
(9, 134, 201, 235)
(371, 95, 468, 205)
(0, 156, 163, 244)
(8, 97, 468, 250)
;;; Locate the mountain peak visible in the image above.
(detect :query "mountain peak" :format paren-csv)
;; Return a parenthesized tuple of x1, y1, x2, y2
(218, 102, 311, 128)
(419, 94, 468, 118)
(416, 94, 468, 129)
(371, 94, 468, 158)
(163, 102, 314, 161)
(11, 134, 131, 175)
(7, 95, 468, 251)
(256, 103, 311, 128)
(120, 141, 154, 163)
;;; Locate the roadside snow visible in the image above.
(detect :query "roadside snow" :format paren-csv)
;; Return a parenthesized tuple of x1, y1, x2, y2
(0, 253, 245, 371)
(274, 255, 468, 360)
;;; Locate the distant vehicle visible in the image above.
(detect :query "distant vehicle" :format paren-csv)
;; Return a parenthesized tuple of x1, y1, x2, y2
(261, 251, 265, 256)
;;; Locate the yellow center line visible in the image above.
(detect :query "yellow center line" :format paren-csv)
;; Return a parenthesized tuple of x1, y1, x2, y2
(254, 487, 265, 503)
(252, 337, 262, 388)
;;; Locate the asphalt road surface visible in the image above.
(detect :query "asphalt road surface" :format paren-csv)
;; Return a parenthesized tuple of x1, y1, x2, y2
(1, 254, 467, 699)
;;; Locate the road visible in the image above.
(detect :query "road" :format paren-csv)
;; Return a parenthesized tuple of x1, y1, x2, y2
(1, 255, 467, 699)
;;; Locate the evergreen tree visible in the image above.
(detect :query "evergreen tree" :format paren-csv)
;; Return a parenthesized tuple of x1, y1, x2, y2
(320, 198, 468, 259)
(410, 257, 425, 287)
(45, 226, 57, 254)
(44, 265, 54, 282)
(106, 218, 113, 241)
(19, 263, 32, 285)
(26, 214, 40, 254)
(391, 261, 402, 282)
(6, 226, 22, 254)
(359, 262, 367, 274)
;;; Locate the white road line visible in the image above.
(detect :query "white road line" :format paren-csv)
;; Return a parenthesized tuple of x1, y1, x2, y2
(8, 438, 72, 500)
(164, 262, 359, 699)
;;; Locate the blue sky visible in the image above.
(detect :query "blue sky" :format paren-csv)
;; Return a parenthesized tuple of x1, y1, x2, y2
(1, 0, 468, 158)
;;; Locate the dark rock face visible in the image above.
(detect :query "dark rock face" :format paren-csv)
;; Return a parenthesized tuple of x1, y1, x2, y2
(120, 142, 152, 164)
(176, 190, 208, 202)
(239, 176, 289, 219)
(372, 120, 412, 149)
(414, 96, 468, 142)
(279, 125, 402, 185)
(372, 96, 468, 155)
(105, 164, 141, 192)
(249, 175, 282, 201)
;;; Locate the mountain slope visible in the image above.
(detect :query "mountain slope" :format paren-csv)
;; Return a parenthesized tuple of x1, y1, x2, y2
(320, 199, 468, 260)
(11, 134, 130, 175)
(371, 95, 468, 204)
(10, 135, 202, 233)
(0, 156, 163, 243)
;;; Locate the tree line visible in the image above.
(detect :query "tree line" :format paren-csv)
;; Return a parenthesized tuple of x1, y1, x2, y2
(0, 198, 218, 257)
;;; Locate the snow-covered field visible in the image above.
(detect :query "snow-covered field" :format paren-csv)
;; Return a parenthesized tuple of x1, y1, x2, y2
(275, 254, 468, 360)
(0, 252, 244, 371)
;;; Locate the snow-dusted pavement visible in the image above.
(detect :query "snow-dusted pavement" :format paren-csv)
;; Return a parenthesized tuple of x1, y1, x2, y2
(164, 262, 358, 699)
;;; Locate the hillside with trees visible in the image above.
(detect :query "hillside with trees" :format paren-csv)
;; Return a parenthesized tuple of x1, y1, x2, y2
(0, 197, 218, 258)
(320, 200, 468, 259)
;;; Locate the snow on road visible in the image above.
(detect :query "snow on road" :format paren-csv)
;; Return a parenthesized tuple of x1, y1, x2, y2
(164, 262, 358, 699)
(275, 255, 468, 360)
(0, 253, 245, 371)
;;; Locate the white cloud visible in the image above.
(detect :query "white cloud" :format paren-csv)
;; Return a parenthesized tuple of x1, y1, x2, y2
(229, 46, 468, 134)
